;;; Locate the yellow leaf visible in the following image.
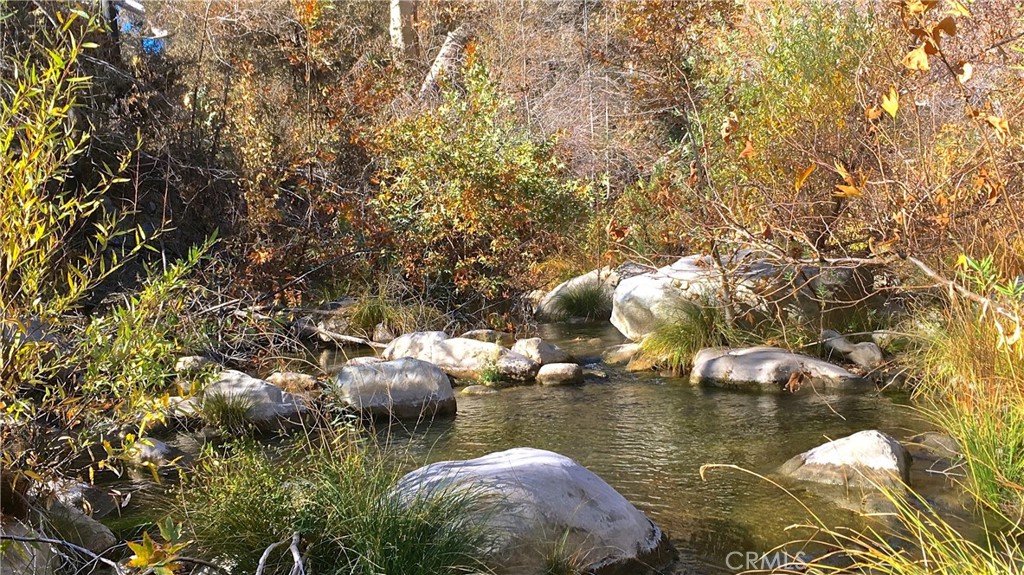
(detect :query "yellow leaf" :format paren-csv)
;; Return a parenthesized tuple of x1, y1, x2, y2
(905, 0, 937, 14)
(833, 184, 863, 199)
(957, 61, 973, 84)
(985, 115, 1010, 143)
(902, 44, 931, 71)
(881, 86, 899, 118)
(834, 160, 853, 186)
(794, 164, 816, 192)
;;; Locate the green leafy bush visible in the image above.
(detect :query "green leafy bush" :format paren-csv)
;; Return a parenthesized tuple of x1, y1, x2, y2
(372, 55, 591, 301)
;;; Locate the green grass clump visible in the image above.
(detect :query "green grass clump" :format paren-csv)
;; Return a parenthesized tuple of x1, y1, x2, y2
(348, 294, 448, 338)
(177, 440, 493, 575)
(551, 282, 613, 322)
(639, 301, 727, 375)
(199, 393, 258, 435)
(912, 302, 1024, 513)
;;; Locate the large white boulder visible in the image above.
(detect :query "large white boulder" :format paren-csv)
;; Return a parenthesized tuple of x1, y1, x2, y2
(534, 267, 619, 321)
(384, 332, 539, 383)
(780, 430, 911, 489)
(395, 448, 672, 574)
(511, 338, 571, 365)
(610, 254, 781, 341)
(610, 253, 872, 341)
(204, 370, 307, 422)
(334, 358, 456, 419)
(689, 347, 864, 392)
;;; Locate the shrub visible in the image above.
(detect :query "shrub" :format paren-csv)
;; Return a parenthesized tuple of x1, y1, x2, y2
(372, 54, 591, 302)
(178, 440, 493, 575)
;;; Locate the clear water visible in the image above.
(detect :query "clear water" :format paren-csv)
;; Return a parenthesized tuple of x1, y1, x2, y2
(318, 324, 943, 574)
(112, 323, 963, 574)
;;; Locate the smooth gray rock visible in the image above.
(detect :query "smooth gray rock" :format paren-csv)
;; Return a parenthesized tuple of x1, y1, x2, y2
(460, 329, 516, 347)
(780, 430, 911, 489)
(372, 322, 396, 344)
(821, 329, 883, 370)
(345, 356, 383, 366)
(601, 343, 641, 366)
(128, 437, 185, 467)
(0, 520, 57, 575)
(204, 370, 307, 423)
(689, 347, 864, 391)
(536, 363, 584, 386)
(46, 480, 118, 519)
(511, 338, 572, 365)
(382, 331, 451, 361)
(335, 358, 455, 419)
(43, 500, 116, 554)
(395, 448, 672, 574)
(384, 333, 539, 383)
(461, 385, 497, 396)
(174, 355, 216, 375)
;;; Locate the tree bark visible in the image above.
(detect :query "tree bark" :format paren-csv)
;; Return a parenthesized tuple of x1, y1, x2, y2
(418, 25, 474, 102)
(389, 0, 418, 60)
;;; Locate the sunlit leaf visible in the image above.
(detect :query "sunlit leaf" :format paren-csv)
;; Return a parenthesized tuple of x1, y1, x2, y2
(948, 0, 972, 17)
(881, 86, 899, 118)
(834, 160, 853, 186)
(957, 61, 973, 84)
(794, 164, 816, 193)
(833, 184, 863, 199)
(865, 105, 883, 120)
(739, 136, 756, 159)
(903, 44, 931, 71)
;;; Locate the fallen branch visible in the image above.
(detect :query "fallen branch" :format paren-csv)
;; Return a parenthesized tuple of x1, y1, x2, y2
(232, 309, 387, 350)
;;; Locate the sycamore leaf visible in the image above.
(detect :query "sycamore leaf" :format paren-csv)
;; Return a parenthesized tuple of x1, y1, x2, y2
(881, 87, 899, 118)
(834, 160, 853, 185)
(739, 136, 756, 159)
(903, 44, 931, 71)
(865, 105, 883, 120)
(127, 532, 158, 568)
(794, 164, 816, 192)
(957, 61, 973, 84)
(687, 161, 698, 187)
(935, 15, 957, 36)
(833, 184, 863, 199)
(986, 115, 1010, 143)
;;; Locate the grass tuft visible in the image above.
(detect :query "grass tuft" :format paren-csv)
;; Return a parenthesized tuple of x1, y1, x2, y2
(551, 282, 613, 322)
(638, 301, 728, 375)
(199, 393, 258, 435)
(177, 440, 493, 575)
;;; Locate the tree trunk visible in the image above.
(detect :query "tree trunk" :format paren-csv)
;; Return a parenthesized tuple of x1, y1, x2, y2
(389, 0, 418, 60)
(418, 25, 474, 102)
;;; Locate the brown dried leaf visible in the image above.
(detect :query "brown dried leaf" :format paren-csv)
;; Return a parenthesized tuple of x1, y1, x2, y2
(794, 164, 816, 192)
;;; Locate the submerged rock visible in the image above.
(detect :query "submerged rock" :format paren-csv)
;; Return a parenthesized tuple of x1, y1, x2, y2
(334, 358, 456, 419)
(536, 363, 584, 386)
(601, 343, 640, 366)
(395, 448, 673, 574)
(779, 430, 911, 489)
(461, 384, 497, 396)
(821, 329, 883, 370)
(43, 500, 117, 554)
(689, 347, 865, 392)
(511, 338, 572, 365)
